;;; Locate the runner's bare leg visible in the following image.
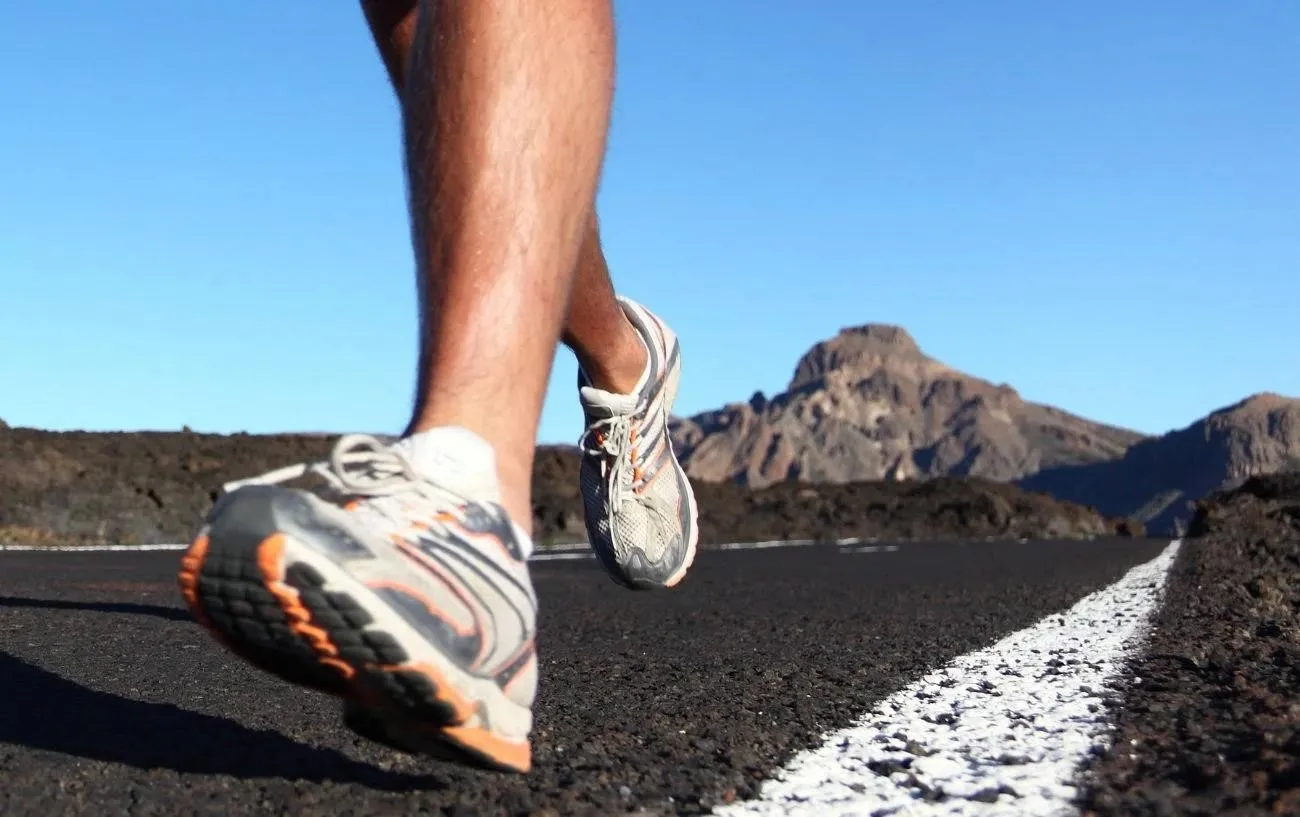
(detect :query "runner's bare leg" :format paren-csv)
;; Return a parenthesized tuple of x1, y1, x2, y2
(367, 0, 625, 530)
(360, 0, 649, 409)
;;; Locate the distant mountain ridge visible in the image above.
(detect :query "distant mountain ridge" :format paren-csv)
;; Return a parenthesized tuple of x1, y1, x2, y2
(668, 321, 1300, 536)
(1018, 392, 1300, 534)
(669, 324, 1147, 488)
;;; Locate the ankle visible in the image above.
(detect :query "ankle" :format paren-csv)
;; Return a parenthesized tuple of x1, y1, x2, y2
(575, 315, 648, 395)
(498, 492, 534, 540)
(492, 457, 536, 539)
(396, 423, 536, 539)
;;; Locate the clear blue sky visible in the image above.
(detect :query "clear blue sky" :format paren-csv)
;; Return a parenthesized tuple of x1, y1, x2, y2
(2, 1, 1296, 444)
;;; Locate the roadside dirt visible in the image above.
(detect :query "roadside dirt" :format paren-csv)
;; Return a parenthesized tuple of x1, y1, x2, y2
(1079, 473, 1300, 816)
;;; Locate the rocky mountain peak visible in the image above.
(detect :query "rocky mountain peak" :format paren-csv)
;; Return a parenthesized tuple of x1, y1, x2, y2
(788, 323, 944, 390)
(841, 323, 922, 351)
(1208, 392, 1294, 422)
(671, 322, 1144, 489)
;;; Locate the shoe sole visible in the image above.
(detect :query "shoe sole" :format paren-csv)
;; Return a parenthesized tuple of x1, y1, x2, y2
(177, 527, 531, 773)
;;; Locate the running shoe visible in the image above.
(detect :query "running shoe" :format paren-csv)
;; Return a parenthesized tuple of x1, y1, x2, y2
(577, 296, 700, 589)
(177, 427, 538, 773)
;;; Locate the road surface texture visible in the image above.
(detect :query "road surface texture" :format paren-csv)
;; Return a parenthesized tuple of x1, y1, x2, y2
(1079, 474, 1300, 816)
(0, 538, 1163, 816)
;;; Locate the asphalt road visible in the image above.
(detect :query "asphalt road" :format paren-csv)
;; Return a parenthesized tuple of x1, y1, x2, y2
(0, 537, 1165, 816)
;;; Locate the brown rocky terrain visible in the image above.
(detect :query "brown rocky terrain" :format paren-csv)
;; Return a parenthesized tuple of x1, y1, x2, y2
(0, 424, 1136, 548)
(1019, 392, 1300, 535)
(669, 324, 1146, 488)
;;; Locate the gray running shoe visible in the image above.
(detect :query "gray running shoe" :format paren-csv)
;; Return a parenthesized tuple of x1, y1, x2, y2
(577, 297, 700, 589)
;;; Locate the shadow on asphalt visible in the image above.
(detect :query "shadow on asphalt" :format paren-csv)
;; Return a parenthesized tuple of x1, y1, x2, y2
(0, 595, 193, 622)
(0, 652, 444, 790)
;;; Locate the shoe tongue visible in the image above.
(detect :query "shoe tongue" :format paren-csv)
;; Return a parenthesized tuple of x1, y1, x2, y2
(391, 426, 501, 503)
(578, 386, 639, 419)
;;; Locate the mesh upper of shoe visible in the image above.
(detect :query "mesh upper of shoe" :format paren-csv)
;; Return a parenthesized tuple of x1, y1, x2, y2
(577, 299, 693, 584)
(578, 399, 681, 569)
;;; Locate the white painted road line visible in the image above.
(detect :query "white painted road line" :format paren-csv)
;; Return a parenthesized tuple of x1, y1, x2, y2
(839, 544, 901, 555)
(713, 539, 817, 551)
(0, 542, 600, 561)
(715, 539, 1182, 817)
(531, 551, 595, 562)
(0, 538, 867, 555)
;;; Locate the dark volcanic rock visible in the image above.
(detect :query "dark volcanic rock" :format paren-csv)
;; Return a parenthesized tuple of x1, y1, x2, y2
(686, 475, 1123, 543)
(0, 428, 337, 546)
(0, 427, 1127, 546)
(1078, 473, 1300, 815)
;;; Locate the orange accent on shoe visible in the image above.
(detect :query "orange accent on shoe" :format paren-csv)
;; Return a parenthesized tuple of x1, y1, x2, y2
(176, 533, 211, 624)
(365, 576, 479, 639)
(391, 544, 494, 668)
(257, 534, 355, 680)
(424, 513, 522, 567)
(440, 724, 532, 773)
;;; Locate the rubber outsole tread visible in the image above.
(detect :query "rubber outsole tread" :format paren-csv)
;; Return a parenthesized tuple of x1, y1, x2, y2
(189, 552, 352, 697)
(281, 567, 460, 724)
(181, 528, 528, 773)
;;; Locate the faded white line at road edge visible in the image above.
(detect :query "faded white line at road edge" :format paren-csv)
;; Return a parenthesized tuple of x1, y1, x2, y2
(0, 545, 781, 562)
(0, 537, 881, 555)
(0, 543, 189, 552)
(715, 539, 1182, 817)
(531, 551, 594, 562)
(0, 543, 593, 559)
(0, 543, 598, 559)
(840, 544, 901, 555)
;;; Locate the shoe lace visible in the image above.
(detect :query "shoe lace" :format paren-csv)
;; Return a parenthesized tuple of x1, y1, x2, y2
(579, 414, 636, 507)
(579, 411, 681, 560)
(221, 433, 469, 526)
